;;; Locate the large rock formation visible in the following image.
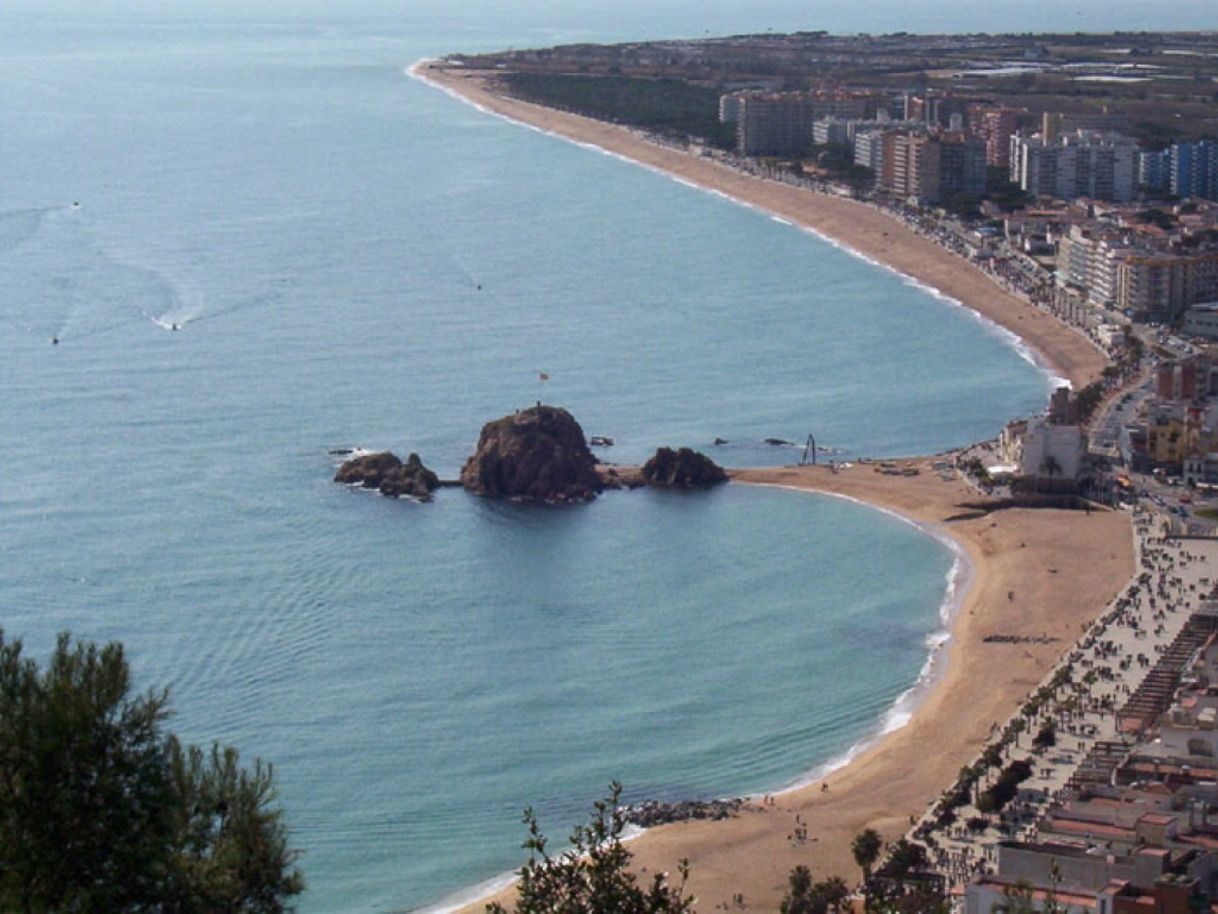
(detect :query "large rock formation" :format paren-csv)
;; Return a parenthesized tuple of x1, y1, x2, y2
(640, 447, 728, 488)
(335, 451, 440, 501)
(460, 405, 603, 503)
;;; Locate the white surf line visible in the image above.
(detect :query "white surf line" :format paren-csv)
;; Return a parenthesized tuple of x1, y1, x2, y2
(408, 58, 1071, 395)
(739, 481, 974, 797)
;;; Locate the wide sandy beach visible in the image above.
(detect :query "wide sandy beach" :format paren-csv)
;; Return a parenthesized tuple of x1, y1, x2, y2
(416, 61, 1106, 391)
(419, 62, 1134, 912)
(451, 460, 1132, 912)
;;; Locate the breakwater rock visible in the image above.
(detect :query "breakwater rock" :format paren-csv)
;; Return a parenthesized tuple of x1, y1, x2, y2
(623, 797, 744, 828)
(335, 451, 440, 501)
(640, 447, 728, 489)
(983, 633, 1060, 645)
(460, 405, 603, 503)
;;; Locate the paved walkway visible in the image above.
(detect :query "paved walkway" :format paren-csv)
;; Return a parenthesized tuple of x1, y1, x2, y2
(910, 505, 1218, 894)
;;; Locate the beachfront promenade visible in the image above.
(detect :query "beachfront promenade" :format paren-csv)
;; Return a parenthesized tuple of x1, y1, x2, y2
(911, 508, 1218, 897)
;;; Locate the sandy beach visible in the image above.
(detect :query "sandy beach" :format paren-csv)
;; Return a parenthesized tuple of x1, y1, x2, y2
(416, 61, 1106, 391)
(624, 464, 1131, 911)
(450, 460, 1133, 913)
(417, 62, 1134, 912)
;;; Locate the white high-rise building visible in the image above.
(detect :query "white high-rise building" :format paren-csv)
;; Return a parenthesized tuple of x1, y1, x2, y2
(1009, 129, 1137, 202)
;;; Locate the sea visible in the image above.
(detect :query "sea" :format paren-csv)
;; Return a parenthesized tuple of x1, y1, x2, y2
(1, 2, 1212, 911)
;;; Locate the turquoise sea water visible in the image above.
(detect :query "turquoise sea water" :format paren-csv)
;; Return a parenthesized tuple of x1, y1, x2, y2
(2, 3, 1212, 912)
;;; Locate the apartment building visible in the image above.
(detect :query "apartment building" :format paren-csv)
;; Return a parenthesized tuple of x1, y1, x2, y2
(880, 130, 985, 204)
(1010, 129, 1137, 202)
(969, 105, 1020, 168)
(1056, 223, 1218, 321)
(1171, 140, 1218, 201)
(733, 93, 818, 156)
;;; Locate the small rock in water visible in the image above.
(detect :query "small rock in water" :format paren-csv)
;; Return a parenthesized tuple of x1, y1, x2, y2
(335, 451, 439, 501)
(641, 447, 727, 488)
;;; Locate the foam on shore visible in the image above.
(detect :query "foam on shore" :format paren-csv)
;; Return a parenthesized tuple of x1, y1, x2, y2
(747, 483, 974, 795)
(408, 59, 1069, 397)
(417, 823, 648, 914)
(415, 870, 519, 914)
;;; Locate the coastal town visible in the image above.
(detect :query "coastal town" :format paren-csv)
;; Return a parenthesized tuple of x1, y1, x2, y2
(423, 28, 1218, 914)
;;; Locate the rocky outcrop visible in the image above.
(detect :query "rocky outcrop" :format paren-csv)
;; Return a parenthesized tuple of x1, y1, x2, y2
(624, 798, 744, 828)
(335, 451, 440, 501)
(460, 405, 603, 503)
(640, 447, 728, 489)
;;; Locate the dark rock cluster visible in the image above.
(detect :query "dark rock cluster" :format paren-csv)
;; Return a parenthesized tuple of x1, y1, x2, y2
(335, 451, 440, 501)
(640, 447, 728, 488)
(623, 797, 744, 828)
(460, 405, 604, 503)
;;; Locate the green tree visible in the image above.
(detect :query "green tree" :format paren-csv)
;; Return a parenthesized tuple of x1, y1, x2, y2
(0, 631, 303, 913)
(780, 868, 850, 914)
(814, 876, 850, 913)
(884, 839, 926, 881)
(488, 782, 693, 914)
(0, 632, 176, 911)
(1033, 722, 1057, 751)
(781, 866, 820, 914)
(162, 740, 304, 912)
(852, 828, 883, 879)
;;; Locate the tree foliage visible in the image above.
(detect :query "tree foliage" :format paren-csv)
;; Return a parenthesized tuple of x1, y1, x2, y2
(488, 782, 693, 914)
(883, 839, 927, 881)
(1032, 722, 1057, 751)
(0, 631, 303, 913)
(780, 867, 849, 914)
(851, 828, 883, 878)
(1073, 382, 1106, 424)
(501, 73, 737, 148)
(976, 759, 1034, 815)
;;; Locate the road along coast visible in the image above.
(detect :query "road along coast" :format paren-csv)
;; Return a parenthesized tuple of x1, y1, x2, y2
(415, 61, 1133, 913)
(414, 60, 1107, 391)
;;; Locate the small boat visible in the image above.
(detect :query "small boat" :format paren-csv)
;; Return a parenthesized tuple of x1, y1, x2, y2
(764, 437, 794, 447)
(589, 436, 614, 447)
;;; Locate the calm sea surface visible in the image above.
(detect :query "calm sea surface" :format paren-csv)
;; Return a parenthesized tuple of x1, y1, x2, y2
(1, 2, 1211, 911)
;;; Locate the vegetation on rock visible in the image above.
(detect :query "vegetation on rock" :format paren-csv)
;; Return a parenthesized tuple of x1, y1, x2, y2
(461, 405, 604, 503)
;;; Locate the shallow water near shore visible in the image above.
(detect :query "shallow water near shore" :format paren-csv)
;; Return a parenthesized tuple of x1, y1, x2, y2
(0, 2, 1197, 911)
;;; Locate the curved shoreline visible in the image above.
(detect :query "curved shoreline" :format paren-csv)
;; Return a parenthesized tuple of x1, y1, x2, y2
(410, 59, 1132, 913)
(409, 59, 1106, 392)
(753, 483, 975, 798)
(429, 460, 1132, 914)
(620, 463, 1130, 912)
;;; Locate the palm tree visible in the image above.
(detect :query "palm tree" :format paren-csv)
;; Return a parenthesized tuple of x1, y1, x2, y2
(817, 876, 850, 913)
(1037, 455, 1062, 493)
(851, 828, 882, 880)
